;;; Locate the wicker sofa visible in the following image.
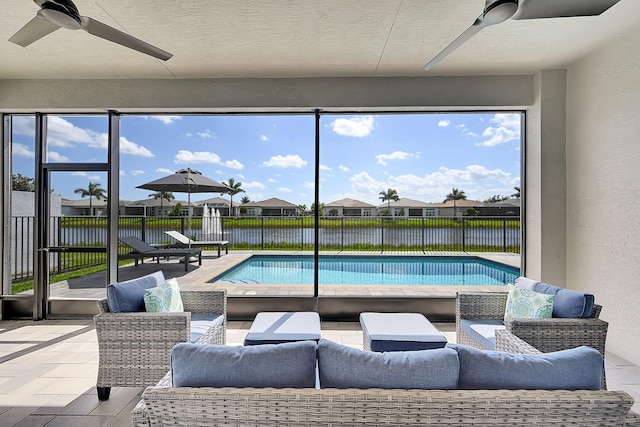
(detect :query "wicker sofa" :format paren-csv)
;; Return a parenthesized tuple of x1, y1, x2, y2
(132, 339, 640, 427)
(93, 271, 226, 401)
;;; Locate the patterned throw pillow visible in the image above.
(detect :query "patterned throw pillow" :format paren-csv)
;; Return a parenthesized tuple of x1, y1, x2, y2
(143, 278, 184, 312)
(504, 284, 554, 321)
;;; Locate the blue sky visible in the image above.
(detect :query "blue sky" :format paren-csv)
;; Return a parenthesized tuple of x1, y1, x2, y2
(11, 112, 521, 206)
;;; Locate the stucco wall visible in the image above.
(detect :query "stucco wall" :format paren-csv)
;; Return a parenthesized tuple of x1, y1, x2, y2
(566, 25, 640, 365)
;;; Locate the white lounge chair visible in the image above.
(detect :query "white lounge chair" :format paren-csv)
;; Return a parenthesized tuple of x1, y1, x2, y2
(164, 230, 229, 257)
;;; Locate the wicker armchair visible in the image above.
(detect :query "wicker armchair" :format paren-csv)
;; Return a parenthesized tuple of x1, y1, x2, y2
(456, 291, 608, 357)
(94, 288, 226, 401)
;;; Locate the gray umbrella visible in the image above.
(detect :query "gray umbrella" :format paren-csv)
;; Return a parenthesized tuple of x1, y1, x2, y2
(137, 168, 232, 242)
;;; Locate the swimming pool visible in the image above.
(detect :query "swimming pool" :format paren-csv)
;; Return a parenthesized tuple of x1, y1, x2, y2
(211, 255, 519, 286)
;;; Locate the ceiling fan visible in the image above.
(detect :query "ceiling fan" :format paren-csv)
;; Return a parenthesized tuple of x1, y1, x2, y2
(424, 0, 621, 71)
(9, 0, 173, 60)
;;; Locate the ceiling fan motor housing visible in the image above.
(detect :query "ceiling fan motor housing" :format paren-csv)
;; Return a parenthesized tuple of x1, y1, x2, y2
(484, 0, 519, 25)
(40, 0, 81, 29)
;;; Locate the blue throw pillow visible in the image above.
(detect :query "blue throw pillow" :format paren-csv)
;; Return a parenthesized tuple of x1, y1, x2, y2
(515, 276, 595, 318)
(171, 341, 317, 388)
(106, 271, 165, 313)
(452, 344, 604, 390)
(317, 339, 459, 389)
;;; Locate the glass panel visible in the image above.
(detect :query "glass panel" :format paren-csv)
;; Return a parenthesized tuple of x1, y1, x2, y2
(47, 171, 109, 299)
(119, 114, 315, 296)
(318, 112, 522, 297)
(9, 115, 37, 295)
(45, 115, 109, 163)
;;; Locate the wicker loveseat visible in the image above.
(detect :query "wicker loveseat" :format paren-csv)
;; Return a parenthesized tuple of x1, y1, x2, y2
(132, 339, 640, 427)
(94, 271, 226, 401)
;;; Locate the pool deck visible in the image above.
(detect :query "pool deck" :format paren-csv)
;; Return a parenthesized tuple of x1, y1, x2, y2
(47, 251, 520, 299)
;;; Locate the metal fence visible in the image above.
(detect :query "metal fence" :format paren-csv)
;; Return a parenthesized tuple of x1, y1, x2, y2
(10, 215, 520, 281)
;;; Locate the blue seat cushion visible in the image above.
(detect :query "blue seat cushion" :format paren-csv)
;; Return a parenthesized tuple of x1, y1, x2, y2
(317, 339, 459, 390)
(452, 343, 604, 390)
(171, 340, 317, 388)
(190, 313, 224, 343)
(459, 319, 505, 350)
(515, 276, 595, 318)
(106, 271, 165, 312)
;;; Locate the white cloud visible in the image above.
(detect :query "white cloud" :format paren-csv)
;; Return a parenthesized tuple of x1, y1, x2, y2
(156, 167, 174, 174)
(376, 151, 414, 165)
(260, 134, 269, 141)
(304, 182, 315, 189)
(237, 174, 245, 179)
(267, 178, 277, 183)
(320, 164, 331, 171)
(151, 116, 181, 125)
(120, 136, 154, 157)
(338, 165, 350, 172)
(349, 172, 387, 197)
(12, 143, 34, 158)
(130, 170, 145, 176)
(438, 120, 451, 127)
(476, 113, 520, 147)
(262, 154, 307, 168)
(330, 115, 374, 137)
(175, 150, 222, 164)
(47, 151, 70, 162)
(243, 181, 266, 190)
(278, 187, 292, 193)
(224, 159, 244, 169)
(197, 131, 211, 138)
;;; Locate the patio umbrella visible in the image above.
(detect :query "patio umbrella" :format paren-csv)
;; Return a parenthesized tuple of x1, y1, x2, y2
(136, 168, 231, 244)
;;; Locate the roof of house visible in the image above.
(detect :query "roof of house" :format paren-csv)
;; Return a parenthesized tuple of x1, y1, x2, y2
(377, 198, 440, 209)
(438, 199, 483, 208)
(325, 198, 376, 208)
(243, 197, 298, 208)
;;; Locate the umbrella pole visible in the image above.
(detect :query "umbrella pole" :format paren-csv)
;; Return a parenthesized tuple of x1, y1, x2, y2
(187, 191, 192, 248)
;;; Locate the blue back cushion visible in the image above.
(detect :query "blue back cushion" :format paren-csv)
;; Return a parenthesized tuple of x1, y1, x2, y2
(171, 341, 317, 388)
(452, 344, 604, 390)
(317, 339, 459, 389)
(515, 276, 595, 318)
(106, 271, 165, 312)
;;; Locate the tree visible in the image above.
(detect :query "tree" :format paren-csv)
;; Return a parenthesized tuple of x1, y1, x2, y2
(310, 202, 324, 216)
(74, 182, 107, 216)
(240, 196, 251, 205)
(168, 202, 183, 217)
(512, 186, 521, 199)
(12, 173, 35, 192)
(379, 188, 400, 216)
(150, 191, 175, 216)
(483, 195, 509, 204)
(444, 188, 466, 218)
(298, 204, 307, 216)
(222, 178, 244, 217)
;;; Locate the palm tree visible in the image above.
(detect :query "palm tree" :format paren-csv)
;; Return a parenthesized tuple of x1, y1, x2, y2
(240, 196, 251, 205)
(379, 188, 399, 216)
(222, 178, 244, 217)
(74, 182, 107, 216)
(512, 186, 521, 199)
(444, 188, 467, 218)
(150, 191, 175, 216)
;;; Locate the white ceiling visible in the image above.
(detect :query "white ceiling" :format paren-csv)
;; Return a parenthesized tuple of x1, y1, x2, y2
(2, 0, 640, 80)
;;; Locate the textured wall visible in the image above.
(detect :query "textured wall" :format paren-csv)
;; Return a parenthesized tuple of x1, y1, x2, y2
(566, 25, 640, 365)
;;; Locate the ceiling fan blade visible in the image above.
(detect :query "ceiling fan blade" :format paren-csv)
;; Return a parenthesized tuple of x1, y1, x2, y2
(512, 0, 621, 20)
(79, 16, 173, 60)
(424, 18, 485, 71)
(9, 14, 61, 47)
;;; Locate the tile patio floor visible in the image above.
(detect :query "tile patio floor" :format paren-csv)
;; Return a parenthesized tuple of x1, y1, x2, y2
(1, 319, 639, 427)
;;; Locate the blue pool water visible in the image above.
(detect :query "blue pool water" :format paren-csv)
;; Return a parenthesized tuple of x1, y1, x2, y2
(211, 256, 519, 286)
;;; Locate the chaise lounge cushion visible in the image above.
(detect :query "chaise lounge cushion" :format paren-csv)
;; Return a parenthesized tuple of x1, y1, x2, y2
(106, 271, 165, 313)
(171, 341, 317, 388)
(317, 339, 459, 390)
(452, 344, 604, 390)
(515, 276, 595, 318)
